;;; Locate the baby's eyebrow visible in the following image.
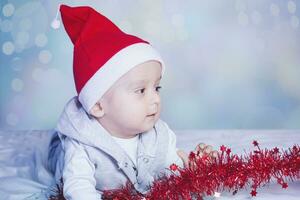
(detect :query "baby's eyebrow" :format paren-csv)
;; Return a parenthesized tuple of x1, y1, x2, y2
(127, 76, 162, 88)
(129, 80, 146, 87)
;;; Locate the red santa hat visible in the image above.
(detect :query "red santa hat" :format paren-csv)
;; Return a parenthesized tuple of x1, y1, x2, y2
(59, 4, 165, 113)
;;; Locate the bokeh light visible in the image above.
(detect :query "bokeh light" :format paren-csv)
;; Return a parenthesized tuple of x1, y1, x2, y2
(1, 19, 13, 32)
(291, 16, 299, 28)
(251, 11, 262, 25)
(19, 18, 32, 31)
(11, 78, 24, 92)
(38, 50, 52, 64)
(2, 3, 15, 17)
(6, 113, 19, 126)
(270, 4, 280, 16)
(9, 1, 48, 53)
(237, 12, 249, 26)
(34, 33, 48, 47)
(11, 57, 23, 71)
(287, 1, 296, 14)
(2, 41, 15, 55)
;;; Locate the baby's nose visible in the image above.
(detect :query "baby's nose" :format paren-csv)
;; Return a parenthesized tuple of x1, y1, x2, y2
(150, 91, 160, 104)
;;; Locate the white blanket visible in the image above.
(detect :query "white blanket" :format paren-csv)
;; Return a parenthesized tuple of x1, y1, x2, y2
(0, 130, 299, 200)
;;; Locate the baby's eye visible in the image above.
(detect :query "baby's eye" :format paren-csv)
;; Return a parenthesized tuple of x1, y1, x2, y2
(156, 86, 162, 92)
(136, 88, 145, 94)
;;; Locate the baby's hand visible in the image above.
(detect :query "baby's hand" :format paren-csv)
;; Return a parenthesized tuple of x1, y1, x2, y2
(176, 143, 218, 168)
(194, 143, 218, 159)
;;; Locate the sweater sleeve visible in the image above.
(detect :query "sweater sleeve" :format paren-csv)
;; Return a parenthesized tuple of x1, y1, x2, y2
(62, 138, 102, 200)
(162, 122, 184, 169)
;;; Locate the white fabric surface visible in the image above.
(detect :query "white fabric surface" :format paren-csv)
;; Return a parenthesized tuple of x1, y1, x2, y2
(0, 129, 299, 200)
(112, 135, 139, 165)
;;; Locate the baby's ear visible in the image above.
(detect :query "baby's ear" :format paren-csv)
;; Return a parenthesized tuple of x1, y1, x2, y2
(90, 101, 105, 118)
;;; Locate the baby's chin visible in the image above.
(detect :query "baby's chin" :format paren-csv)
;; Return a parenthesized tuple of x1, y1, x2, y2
(126, 114, 160, 136)
(140, 115, 159, 132)
(126, 122, 157, 138)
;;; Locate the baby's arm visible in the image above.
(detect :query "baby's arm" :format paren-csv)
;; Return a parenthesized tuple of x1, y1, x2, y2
(161, 121, 217, 169)
(63, 138, 101, 200)
(162, 121, 185, 168)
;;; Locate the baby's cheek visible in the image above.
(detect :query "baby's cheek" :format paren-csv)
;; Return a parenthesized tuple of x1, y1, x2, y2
(125, 105, 145, 118)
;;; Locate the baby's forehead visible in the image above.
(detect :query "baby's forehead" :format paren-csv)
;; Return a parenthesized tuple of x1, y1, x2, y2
(112, 76, 161, 91)
(114, 61, 162, 88)
(118, 76, 146, 87)
(126, 75, 161, 85)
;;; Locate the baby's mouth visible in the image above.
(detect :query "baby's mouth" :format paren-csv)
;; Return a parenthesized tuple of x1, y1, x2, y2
(147, 113, 156, 117)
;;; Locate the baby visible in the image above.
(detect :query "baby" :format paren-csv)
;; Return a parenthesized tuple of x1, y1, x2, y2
(47, 4, 214, 200)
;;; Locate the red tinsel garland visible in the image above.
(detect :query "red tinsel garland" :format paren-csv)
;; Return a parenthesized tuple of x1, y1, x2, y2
(49, 141, 300, 200)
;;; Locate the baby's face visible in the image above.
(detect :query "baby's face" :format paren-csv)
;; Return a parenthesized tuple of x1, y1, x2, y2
(97, 60, 162, 138)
